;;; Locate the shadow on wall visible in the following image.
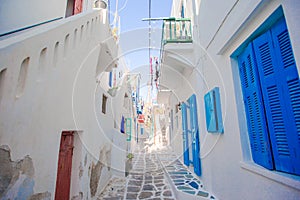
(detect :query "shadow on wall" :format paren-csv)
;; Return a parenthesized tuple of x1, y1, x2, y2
(89, 145, 112, 198)
(0, 145, 51, 200)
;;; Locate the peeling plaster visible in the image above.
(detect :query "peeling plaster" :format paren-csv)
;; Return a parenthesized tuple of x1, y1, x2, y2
(0, 146, 35, 200)
(28, 192, 51, 200)
(89, 145, 112, 197)
(71, 192, 83, 200)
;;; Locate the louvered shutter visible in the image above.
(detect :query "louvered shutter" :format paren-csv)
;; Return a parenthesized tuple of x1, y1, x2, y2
(181, 102, 190, 166)
(238, 43, 274, 169)
(188, 94, 201, 176)
(254, 18, 300, 175)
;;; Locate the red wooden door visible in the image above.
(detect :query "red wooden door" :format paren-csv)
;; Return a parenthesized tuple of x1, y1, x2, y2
(74, 0, 83, 15)
(55, 131, 74, 200)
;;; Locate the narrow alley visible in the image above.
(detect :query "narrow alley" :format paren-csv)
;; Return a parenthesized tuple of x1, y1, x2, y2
(0, 0, 300, 200)
(98, 136, 215, 200)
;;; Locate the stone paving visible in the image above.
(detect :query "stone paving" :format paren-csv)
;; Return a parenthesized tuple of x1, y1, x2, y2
(97, 177, 126, 200)
(99, 142, 217, 200)
(159, 154, 217, 199)
(124, 151, 175, 200)
(98, 145, 175, 200)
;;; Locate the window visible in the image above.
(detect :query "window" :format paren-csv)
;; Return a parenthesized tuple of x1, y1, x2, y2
(16, 57, 30, 97)
(102, 94, 108, 114)
(238, 17, 300, 175)
(170, 109, 174, 130)
(181, 1, 185, 18)
(108, 71, 112, 87)
(0, 68, 7, 104)
(204, 87, 224, 133)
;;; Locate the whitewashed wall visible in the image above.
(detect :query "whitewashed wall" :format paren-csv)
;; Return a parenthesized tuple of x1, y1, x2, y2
(0, 7, 128, 199)
(0, 0, 96, 36)
(167, 0, 300, 199)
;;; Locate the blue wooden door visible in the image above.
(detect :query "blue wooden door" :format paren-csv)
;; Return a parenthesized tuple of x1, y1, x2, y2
(181, 102, 190, 166)
(188, 94, 201, 176)
(181, 94, 202, 176)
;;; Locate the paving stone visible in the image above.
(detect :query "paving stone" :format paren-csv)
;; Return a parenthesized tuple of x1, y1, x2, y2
(128, 180, 142, 186)
(139, 192, 153, 199)
(174, 182, 184, 186)
(127, 186, 140, 192)
(184, 190, 196, 195)
(154, 179, 163, 183)
(143, 184, 155, 191)
(155, 191, 162, 196)
(197, 191, 209, 197)
(126, 193, 138, 199)
(155, 183, 165, 187)
(163, 190, 172, 197)
(103, 197, 123, 200)
(177, 186, 193, 190)
(154, 175, 164, 179)
(185, 174, 194, 178)
(189, 181, 199, 189)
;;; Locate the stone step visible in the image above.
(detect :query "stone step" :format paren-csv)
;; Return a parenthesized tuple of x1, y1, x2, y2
(158, 153, 217, 200)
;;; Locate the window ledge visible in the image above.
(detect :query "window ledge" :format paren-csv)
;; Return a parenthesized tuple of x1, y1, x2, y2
(240, 161, 300, 191)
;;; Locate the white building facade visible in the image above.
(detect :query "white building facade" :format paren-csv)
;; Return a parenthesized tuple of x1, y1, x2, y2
(0, 0, 137, 199)
(160, 0, 300, 199)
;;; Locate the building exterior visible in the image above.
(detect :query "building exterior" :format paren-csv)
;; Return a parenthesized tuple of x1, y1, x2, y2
(159, 0, 300, 199)
(1, 0, 300, 199)
(0, 0, 138, 199)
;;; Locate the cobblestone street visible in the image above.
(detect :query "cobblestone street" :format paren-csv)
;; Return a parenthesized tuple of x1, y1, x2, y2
(98, 142, 175, 200)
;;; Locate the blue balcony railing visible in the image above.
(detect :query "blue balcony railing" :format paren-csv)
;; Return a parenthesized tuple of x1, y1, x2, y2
(162, 18, 192, 44)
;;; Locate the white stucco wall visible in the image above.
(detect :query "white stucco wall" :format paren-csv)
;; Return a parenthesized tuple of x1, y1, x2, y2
(167, 0, 300, 199)
(0, 7, 128, 199)
(0, 0, 96, 36)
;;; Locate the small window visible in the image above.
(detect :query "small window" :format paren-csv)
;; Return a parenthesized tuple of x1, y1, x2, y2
(120, 116, 125, 133)
(175, 103, 181, 113)
(0, 68, 7, 103)
(204, 87, 224, 133)
(53, 42, 59, 67)
(108, 71, 113, 87)
(16, 57, 30, 97)
(38, 48, 47, 78)
(170, 109, 174, 130)
(64, 34, 70, 57)
(73, 29, 78, 48)
(102, 94, 108, 114)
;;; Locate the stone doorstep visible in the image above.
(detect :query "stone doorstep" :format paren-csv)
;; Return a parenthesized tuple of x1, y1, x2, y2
(158, 154, 217, 200)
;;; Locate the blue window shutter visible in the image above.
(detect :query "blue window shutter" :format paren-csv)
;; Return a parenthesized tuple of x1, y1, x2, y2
(181, 102, 190, 166)
(238, 43, 274, 170)
(188, 94, 201, 176)
(254, 18, 300, 175)
(204, 87, 224, 133)
(109, 71, 112, 87)
(181, 4, 185, 18)
(120, 116, 125, 133)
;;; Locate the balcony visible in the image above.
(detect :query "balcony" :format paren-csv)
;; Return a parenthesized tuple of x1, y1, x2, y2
(159, 18, 195, 90)
(162, 18, 193, 44)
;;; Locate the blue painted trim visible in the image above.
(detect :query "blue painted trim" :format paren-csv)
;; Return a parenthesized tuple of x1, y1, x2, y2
(0, 17, 63, 37)
(188, 94, 202, 176)
(204, 87, 224, 133)
(181, 102, 190, 166)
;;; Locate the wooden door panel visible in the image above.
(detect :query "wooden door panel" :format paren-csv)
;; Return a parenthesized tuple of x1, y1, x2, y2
(55, 131, 74, 200)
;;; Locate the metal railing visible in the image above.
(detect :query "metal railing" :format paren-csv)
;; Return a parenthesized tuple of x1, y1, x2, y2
(162, 18, 192, 44)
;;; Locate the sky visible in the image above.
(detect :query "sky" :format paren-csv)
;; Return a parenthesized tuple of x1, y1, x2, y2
(108, 0, 173, 99)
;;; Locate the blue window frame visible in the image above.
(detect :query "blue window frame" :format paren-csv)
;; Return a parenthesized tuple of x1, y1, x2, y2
(238, 17, 300, 175)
